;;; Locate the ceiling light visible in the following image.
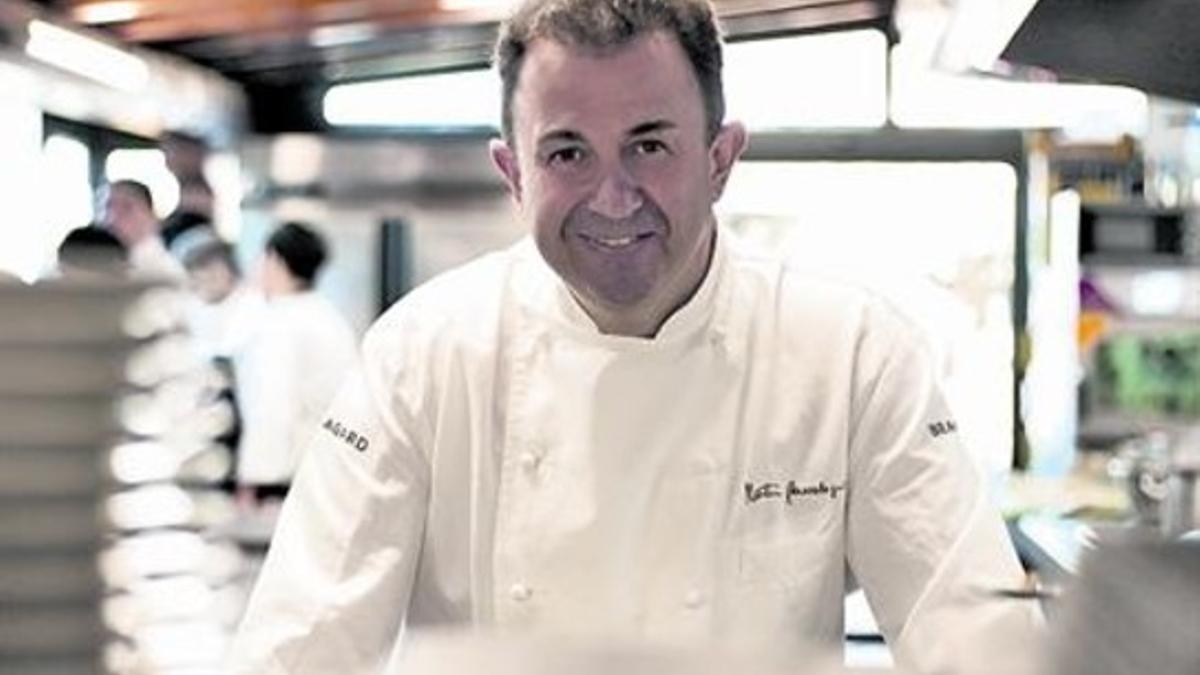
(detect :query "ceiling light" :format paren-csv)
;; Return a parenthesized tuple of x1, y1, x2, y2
(438, 0, 515, 11)
(74, 1, 142, 25)
(323, 69, 499, 129)
(25, 19, 149, 92)
(937, 0, 1040, 73)
(309, 21, 379, 49)
(724, 29, 888, 129)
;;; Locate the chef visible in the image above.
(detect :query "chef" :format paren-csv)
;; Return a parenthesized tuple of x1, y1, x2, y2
(229, 1, 1040, 673)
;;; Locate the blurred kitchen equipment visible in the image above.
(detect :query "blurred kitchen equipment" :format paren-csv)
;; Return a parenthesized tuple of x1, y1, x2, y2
(0, 278, 242, 675)
(1161, 452, 1199, 540)
(390, 630, 900, 675)
(1047, 539, 1200, 675)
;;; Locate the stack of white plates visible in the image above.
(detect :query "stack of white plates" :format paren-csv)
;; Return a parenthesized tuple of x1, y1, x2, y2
(0, 279, 242, 675)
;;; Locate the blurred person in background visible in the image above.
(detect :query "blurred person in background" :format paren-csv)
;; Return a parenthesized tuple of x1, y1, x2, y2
(56, 225, 128, 279)
(160, 131, 217, 250)
(180, 233, 265, 360)
(99, 179, 185, 281)
(234, 221, 357, 507)
(180, 234, 268, 494)
(231, 1, 1040, 673)
(164, 177, 216, 252)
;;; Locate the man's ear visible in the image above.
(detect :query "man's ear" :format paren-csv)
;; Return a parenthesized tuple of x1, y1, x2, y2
(708, 121, 748, 202)
(489, 138, 523, 203)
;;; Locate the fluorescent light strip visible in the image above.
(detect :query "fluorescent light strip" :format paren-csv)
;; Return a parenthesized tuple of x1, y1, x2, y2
(438, 0, 515, 12)
(75, 1, 141, 25)
(25, 19, 149, 92)
(724, 29, 888, 129)
(323, 29, 889, 130)
(323, 69, 500, 129)
(309, 21, 380, 49)
(938, 0, 1040, 73)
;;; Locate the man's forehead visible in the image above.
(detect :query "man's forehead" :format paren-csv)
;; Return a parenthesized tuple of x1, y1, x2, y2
(513, 31, 701, 142)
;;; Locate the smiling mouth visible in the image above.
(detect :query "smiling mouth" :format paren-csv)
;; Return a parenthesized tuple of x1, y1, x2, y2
(579, 232, 656, 250)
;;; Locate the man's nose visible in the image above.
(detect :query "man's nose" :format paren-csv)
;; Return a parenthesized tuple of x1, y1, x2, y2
(586, 163, 643, 220)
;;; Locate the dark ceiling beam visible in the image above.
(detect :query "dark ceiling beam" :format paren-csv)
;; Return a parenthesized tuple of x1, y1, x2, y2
(66, 0, 502, 43)
(723, 0, 892, 42)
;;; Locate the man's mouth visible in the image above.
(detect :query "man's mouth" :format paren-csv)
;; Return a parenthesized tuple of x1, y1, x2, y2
(579, 232, 656, 250)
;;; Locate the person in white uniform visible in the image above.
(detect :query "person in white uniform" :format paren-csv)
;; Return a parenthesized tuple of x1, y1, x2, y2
(99, 179, 186, 282)
(181, 234, 266, 361)
(235, 221, 358, 503)
(229, 1, 1041, 673)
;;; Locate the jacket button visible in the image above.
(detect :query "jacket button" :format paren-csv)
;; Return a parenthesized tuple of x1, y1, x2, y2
(683, 589, 705, 609)
(519, 451, 542, 471)
(509, 583, 533, 602)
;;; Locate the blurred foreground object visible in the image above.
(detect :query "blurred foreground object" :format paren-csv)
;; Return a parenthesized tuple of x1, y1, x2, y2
(0, 277, 242, 674)
(392, 630, 899, 675)
(1048, 539, 1200, 675)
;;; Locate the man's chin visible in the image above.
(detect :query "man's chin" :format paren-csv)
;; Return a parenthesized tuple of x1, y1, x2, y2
(584, 280, 654, 311)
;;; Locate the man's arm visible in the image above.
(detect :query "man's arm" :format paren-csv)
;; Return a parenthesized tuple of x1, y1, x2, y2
(227, 337, 431, 674)
(845, 304, 1042, 674)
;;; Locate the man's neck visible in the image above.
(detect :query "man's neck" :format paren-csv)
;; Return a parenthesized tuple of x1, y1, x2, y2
(580, 229, 716, 339)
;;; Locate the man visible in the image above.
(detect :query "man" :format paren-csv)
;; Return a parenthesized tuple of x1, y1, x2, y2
(229, 1, 1039, 673)
(163, 177, 216, 251)
(100, 179, 184, 281)
(233, 222, 357, 505)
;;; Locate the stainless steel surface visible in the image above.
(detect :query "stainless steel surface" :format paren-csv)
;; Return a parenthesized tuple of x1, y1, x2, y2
(1048, 540, 1200, 675)
(1161, 466, 1197, 540)
(0, 280, 241, 674)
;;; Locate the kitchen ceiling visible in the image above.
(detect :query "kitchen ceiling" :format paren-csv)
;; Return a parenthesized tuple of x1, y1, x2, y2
(28, 0, 895, 132)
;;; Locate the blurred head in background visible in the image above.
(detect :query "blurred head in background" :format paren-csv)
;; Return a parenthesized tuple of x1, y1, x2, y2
(100, 180, 159, 248)
(261, 221, 328, 299)
(163, 177, 216, 251)
(57, 226, 128, 278)
(183, 236, 241, 304)
(162, 130, 208, 182)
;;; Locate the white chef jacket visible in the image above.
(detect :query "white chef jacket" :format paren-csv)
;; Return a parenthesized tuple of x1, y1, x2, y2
(235, 290, 358, 485)
(229, 230, 1040, 674)
(128, 236, 187, 282)
(187, 284, 268, 362)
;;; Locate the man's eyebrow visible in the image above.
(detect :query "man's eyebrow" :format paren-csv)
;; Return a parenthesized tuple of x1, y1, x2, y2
(536, 129, 585, 146)
(628, 120, 677, 136)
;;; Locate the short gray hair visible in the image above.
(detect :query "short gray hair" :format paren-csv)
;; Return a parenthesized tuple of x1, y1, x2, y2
(494, 0, 726, 143)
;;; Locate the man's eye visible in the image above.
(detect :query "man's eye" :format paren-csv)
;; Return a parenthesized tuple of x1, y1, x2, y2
(547, 147, 585, 165)
(633, 139, 668, 155)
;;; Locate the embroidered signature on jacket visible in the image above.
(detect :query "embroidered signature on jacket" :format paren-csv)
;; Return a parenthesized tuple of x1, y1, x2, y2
(744, 480, 845, 505)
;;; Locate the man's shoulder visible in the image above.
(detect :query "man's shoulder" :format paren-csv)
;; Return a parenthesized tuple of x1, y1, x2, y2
(723, 239, 928, 343)
(365, 240, 530, 349)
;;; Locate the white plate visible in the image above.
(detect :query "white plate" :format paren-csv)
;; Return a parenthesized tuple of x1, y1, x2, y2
(0, 446, 109, 498)
(0, 604, 101, 656)
(0, 553, 98, 603)
(0, 498, 103, 550)
(0, 396, 120, 446)
(0, 280, 177, 345)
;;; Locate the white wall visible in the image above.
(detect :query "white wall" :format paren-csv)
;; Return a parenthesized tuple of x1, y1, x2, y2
(238, 135, 523, 335)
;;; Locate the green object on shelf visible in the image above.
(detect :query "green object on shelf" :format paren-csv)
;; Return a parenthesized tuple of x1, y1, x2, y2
(1098, 333, 1200, 417)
